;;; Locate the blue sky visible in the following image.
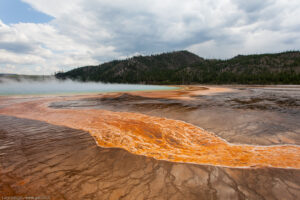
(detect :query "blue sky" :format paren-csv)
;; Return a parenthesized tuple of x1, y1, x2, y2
(0, 0, 300, 75)
(0, 0, 52, 24)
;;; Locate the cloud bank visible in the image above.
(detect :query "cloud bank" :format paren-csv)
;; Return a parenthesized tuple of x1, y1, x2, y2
(0, 0, 300, 74)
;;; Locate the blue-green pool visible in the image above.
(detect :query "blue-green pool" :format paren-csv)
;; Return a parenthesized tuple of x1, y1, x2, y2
(0, 80, 177, 96)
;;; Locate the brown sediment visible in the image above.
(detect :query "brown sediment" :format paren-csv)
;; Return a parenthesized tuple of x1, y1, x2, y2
(96, 85, 233, 101)
(122, 85, 234, 100)
(0, 86, 299, 169)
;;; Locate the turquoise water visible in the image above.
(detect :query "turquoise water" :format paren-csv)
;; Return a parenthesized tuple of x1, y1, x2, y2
(0, 80, 177, 96)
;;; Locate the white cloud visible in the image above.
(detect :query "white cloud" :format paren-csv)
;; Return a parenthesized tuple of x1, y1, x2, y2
(0, 19, 114, 74)
(0, 0, 299, 74)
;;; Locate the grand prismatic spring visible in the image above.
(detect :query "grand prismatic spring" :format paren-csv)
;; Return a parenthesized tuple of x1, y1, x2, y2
(1, 84, 300, 199)
(0, 86, 299, 168)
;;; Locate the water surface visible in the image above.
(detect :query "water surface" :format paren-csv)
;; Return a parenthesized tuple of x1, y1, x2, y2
(0, 79, 176, 95)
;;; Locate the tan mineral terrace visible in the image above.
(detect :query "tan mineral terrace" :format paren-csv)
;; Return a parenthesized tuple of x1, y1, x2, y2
(0, 86, 299, 169)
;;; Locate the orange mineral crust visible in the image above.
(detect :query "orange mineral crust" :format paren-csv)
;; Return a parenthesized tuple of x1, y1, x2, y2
(0, 94, 299, 169)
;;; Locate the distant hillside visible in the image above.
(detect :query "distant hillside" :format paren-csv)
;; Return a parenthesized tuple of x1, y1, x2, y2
(55, 50, 300, 84)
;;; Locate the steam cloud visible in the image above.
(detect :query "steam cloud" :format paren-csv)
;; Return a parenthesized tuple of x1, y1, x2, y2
(0, 78, 173, 95)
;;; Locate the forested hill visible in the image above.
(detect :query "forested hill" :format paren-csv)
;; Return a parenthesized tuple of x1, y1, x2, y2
(55, 50, 300, 84)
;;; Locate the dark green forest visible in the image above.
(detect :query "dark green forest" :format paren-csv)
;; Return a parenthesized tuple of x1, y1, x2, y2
(55, 50, 300, 84)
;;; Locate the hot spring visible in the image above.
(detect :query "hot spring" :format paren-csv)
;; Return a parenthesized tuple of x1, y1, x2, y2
(0, 79, 176, 95)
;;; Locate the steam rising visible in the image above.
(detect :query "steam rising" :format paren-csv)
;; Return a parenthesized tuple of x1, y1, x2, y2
(0, 78, 174, 95)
